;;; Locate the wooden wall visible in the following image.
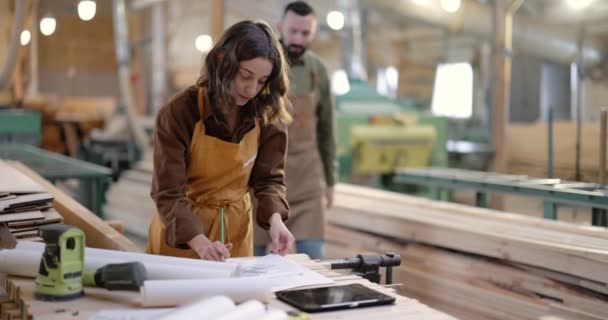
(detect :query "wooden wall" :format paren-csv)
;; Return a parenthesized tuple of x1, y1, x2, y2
(507, 121, 604, 182)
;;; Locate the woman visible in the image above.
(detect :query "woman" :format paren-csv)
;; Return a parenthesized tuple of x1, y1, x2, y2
(146, 20, 295, 261)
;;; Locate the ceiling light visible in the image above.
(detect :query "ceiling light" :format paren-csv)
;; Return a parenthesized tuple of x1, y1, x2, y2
(78, 0, 97, 21)
(195, 35, 213, 52)
(20, 30, 31, 46)
(566, 0, 594, 10)
(440, 0, 461, 13)
(40, 16, 56, 36)
(327, 11, 345, 31)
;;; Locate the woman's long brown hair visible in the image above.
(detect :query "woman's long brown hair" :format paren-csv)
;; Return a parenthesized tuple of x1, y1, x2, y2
(197, 20, 292, 125)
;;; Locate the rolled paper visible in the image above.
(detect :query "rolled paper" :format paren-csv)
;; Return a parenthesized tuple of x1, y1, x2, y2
(1, 245, 235, 280)
(140, 278, 272, 307)
(159, 295, 236, 320)
(262, 310, 289, 320)
(216, 300, 266, 320)
(14, 240, 237, 277)
(0, 249, 41, 277)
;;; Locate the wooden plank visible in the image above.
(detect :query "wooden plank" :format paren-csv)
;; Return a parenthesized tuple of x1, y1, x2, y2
(404, 247, 608, 318)
(326, 224, 608, 320)
(0, 193, 53, 212)
(330, 199, 608, 286)
(7, 209, 62, 228)
(15, 236, 42, 243)
(7, 162, 139, 252)
(330, 184, 608, 286)
(12, 230, 39, 239)
(337, 184, 608, 240)
(8, 225, 40, 233)
(0, 161, 45, 194)
(0, 210, 44, 223)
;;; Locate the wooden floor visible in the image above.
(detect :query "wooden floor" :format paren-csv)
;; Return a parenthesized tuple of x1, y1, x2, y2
(0, 255, 457, 320)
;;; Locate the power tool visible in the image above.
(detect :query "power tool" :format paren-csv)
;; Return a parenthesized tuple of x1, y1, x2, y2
(325, 253, 401, 285)
(35, 224, 86, 301)
(34, 224, 147, 301)
(83, 261, 147, 291)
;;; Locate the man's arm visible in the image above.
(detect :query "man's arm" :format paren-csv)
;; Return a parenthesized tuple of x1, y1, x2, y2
(315, 60, 338, 188)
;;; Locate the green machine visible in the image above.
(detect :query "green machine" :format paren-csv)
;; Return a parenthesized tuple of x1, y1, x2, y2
(34, 224, 147, 301)
(335, 79, 447, 188)
(351, 123, 436, 174)
(0, 109, 42, 145)
(35, 224, 85, 300)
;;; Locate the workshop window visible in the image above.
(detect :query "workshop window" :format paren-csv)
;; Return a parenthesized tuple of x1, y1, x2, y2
(431, 62, 473, 119)
(332, 69, 350, 95)
(376, 66, 399, 99)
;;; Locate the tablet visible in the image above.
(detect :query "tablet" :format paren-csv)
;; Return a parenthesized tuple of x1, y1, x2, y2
(275, 283, 396, 313)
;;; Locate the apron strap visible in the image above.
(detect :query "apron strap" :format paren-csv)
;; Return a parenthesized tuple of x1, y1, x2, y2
(197, 87, 204, 117)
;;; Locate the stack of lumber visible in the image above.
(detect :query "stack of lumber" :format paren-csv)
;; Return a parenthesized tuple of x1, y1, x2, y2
(2, 161, 138, 251)
(326, 184, 608, 320)
(507, 121, 601, 182)
(104, 160, 155, 239)
(0, 161, 62, 243)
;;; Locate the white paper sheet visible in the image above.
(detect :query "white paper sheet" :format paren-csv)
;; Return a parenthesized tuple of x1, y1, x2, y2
(90, 298, 283, 320)
(216, 300, 266, 320)
(159, 295, 236, 320)
(140, 278, 272, 307)
(89, 308, 173, 320)
(229, 254, 334, 292)
(262, 310, 289, 320)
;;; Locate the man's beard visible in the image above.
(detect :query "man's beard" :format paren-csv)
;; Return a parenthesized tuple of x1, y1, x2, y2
(284, 43, 307, 62)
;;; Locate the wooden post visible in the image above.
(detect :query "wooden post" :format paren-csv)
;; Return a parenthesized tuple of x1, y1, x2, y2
(26, 0, 38, 98)
(600, 108, 607, 185)
(490, 0, 523, 209)
(209, 0, 224, 44)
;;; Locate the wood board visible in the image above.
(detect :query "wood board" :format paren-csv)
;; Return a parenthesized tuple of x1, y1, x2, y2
(7, 209, 62, 228)
(0, 210, 44, 224)
(326, 223, 608, 320)
(330, 184, 608, 287)
(0, 160, 46, 194)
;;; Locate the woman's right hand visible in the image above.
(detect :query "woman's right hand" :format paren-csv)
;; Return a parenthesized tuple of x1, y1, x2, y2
(188, 234, 232, 261)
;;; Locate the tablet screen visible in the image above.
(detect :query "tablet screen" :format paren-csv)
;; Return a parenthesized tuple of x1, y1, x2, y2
(276, 284, 396, 312)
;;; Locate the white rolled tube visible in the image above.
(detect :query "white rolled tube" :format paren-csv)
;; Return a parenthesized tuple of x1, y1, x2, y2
(15, 241, 237, 272)
(1, 246, 234, 280)
(0, 249, 41, 277)
(140, 278, 272, 307)
(216, 300, 266, 320)
(159, 295, 236, 320)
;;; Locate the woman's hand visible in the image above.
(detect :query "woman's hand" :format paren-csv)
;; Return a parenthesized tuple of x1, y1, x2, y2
(188, 234, 233, 261)
(268, 213, 295, 255)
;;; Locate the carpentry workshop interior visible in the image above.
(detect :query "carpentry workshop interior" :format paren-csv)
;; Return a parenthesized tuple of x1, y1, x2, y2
(1, 0, 608, 319)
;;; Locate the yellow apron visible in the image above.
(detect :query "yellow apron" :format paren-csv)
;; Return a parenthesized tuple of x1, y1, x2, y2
(146, 87, 260, 258)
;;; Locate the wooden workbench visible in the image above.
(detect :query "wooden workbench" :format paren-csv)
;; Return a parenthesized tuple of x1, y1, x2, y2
(0, 254, 457, 320)
(0, 162, 456, 319)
